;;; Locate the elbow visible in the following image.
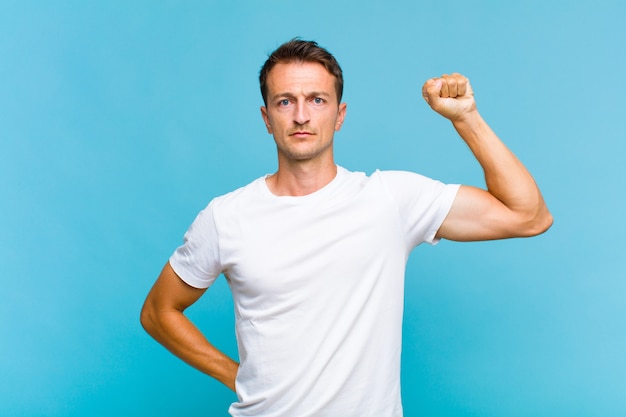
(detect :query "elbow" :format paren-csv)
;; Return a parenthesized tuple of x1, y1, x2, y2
(140, 301, 158, 336)
(530, 215, 553, 237)
(520, 207, 554, 237)
(540, 210, 554, 234)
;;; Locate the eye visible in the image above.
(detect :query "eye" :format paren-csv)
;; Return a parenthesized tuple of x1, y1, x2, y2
(313, 97, 324, 104)
(278, 99, 290, 106)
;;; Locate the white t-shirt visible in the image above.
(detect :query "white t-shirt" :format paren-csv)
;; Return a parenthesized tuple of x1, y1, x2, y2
(170, 166, 459, 417)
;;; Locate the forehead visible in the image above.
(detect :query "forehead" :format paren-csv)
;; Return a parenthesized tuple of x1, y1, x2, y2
(266, 62, 337, 99)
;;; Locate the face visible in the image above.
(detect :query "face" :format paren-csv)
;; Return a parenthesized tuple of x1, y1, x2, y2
(260, 62, 347, 164)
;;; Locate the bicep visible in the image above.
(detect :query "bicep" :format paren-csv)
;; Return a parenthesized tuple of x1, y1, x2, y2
(145, 262, 208, 313)
(435, 185, 526, 242)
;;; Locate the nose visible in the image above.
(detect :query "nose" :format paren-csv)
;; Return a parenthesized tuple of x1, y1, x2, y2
(293, 101, 310, 125)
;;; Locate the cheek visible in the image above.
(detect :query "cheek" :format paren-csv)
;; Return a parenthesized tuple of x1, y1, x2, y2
(265, 113, 287, 134)
(326, 114, 341, 131)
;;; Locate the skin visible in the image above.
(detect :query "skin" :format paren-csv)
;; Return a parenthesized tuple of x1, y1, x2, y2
(140, 64, 552, 393)
(421, 73, 553, 240)
(140, 262, 238, 391)
(260, 62, 347, 196)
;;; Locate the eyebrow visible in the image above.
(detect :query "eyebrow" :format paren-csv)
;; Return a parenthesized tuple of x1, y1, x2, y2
(270, 91, 332, 101)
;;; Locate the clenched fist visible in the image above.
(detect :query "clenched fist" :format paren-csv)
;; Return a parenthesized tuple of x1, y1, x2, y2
(422, 73, 477, 121)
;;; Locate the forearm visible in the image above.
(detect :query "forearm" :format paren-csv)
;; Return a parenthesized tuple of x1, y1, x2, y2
(423, 73, 552, 240)
(452, 110, 551, 228)
(141, 307, 238, 391)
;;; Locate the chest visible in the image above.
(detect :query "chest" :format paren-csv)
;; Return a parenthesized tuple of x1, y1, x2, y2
(218, 189, 406, 303)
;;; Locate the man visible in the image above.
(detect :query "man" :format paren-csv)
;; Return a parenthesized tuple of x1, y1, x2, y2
(141, 39, 552, 416)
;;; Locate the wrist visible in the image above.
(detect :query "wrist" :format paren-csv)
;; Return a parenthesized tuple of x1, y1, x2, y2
(451, 109, 482, 128)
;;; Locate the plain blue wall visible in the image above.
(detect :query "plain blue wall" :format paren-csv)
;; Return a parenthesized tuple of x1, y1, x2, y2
(1, 1, 625, 416)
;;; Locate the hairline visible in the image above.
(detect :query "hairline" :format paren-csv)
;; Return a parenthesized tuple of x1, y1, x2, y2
(259, 39, 344, 106)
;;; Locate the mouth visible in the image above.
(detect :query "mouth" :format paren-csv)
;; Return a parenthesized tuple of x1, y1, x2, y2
(289, 131, 314, 138)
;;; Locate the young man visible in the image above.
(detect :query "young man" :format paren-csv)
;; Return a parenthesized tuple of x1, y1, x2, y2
(141, 39, 552, 416)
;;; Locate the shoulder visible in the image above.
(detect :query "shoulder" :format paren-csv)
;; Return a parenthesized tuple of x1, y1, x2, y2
(336, 166, 428, 185)
(184, 176, 267, 231)
(372, 169, 437, 184)
(335, 166, 451, 194)
(209, 176, 267, 210)
(370, 169, 460, 207)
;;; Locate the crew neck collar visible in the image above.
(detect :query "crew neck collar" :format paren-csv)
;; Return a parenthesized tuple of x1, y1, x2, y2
(259, 165, 348, 202)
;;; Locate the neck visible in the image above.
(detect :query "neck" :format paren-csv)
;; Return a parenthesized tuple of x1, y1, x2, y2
(266, 157, 337, 196)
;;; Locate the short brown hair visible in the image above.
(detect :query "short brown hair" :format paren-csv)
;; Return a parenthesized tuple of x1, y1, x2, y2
(259, 38, 344, 105)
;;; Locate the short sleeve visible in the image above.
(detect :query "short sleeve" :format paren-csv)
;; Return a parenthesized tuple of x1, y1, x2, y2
(169, 201, 223, 289)
(377, 170, 460, 248)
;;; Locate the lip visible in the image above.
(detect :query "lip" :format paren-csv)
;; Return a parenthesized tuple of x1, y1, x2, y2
(290, 131, 313, 138)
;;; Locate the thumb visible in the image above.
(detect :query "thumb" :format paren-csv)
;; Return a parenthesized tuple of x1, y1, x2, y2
(422, 78, 443, 105)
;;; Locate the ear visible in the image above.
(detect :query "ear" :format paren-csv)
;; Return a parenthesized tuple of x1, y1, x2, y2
(260, 106, 273, 134)
(334, 102, 347, 131)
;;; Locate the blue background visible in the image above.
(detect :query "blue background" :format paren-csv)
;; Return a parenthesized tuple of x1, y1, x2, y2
(1, 1, 625, 416)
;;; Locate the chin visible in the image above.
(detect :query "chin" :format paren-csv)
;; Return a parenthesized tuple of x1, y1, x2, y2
(280, 142, 333, 162)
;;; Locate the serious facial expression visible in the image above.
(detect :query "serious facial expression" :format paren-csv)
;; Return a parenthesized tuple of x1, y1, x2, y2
(261, 62, 347, 163)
